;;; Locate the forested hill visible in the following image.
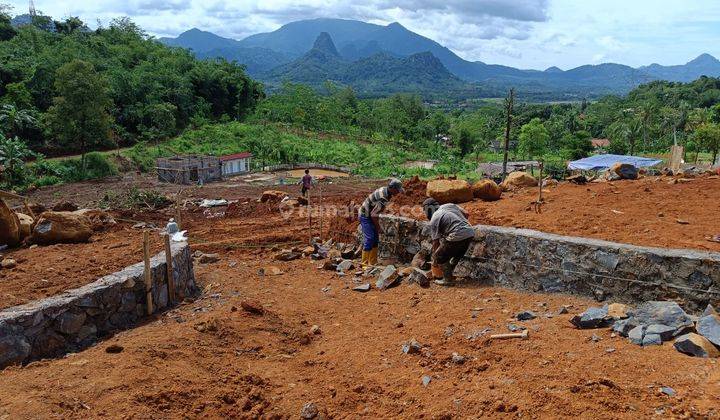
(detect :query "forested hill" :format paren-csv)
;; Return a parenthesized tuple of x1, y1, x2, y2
(0, 14, 262, 156)
(162, 18, 720, 100)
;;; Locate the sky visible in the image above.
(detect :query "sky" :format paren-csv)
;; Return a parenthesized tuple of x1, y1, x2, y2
(6, 0, 720, 70)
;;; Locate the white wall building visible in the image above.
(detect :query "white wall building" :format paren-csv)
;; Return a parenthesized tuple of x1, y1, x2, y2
(220, 152, 253, 176)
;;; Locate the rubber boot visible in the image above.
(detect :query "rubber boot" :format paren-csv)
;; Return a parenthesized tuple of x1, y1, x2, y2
(434, 263, 455, 286)
(361, 250, 369, 267)
(368, 247, 378, 265)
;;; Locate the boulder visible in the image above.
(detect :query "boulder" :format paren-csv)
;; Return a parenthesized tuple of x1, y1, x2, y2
(642, 333, 662, 346)
(426, 179, 473, 204)
(260, 190, 288, 202)
(72, 209, 116, 231)
(500, 172, 537, 190)
(696, 313, 720, 347)
(674, 333, 720, 358)
(570, 306, 613, 329)
(16, 212, 33, 239)
(472, 179, 502, 201)
(631, 301, 694, 336)
(610, 162, 639, 180)
(31, 211, 93, 245)
(0, 199, 20, 246)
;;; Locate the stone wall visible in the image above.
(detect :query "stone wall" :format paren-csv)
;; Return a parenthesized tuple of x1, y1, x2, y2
(377, 215, 720, 313)
(0, 241, 196, 369)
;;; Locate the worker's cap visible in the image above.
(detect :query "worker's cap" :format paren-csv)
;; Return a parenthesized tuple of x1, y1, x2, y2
(388, 178, 405, 193)
(422, 198, 440, 220)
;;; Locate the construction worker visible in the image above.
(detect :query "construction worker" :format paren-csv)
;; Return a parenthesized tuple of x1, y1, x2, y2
(422, 198, 475, 286)
(299, 169, 313, 197)
(359, 178, 404, 266)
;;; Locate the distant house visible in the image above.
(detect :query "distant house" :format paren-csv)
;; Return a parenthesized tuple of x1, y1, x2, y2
(220, 152, 253, 176)
(591, 138, 611, 152)
(157, 155, 222, 185)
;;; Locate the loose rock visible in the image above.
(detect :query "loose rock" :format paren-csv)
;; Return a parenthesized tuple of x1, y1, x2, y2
(198, 253, 220, 264)
(105, 344, 124, 354)
(300, 402, 319, 419)
(673, 333, 720, 358)
(645, 324, 676, 342)
(353, 283, 371, 292)
(426, 179, 474, 204)
(1, 258, 17, 269)
(515, 310, 536, 321)
(376, 265, 400, 290)
(696, 312, 720, 347)
(422, 375, 432, 387)
(402, 339, 422, 354)
(451, 352, 466, 364)
(570, 306, 612, 329)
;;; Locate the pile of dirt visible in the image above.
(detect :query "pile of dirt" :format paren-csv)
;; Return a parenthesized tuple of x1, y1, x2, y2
(392, 175, 427, 207)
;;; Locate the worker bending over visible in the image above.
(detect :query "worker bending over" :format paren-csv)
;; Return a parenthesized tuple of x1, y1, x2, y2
(359, 178, 404, 266)
(422, 198, 475, 286)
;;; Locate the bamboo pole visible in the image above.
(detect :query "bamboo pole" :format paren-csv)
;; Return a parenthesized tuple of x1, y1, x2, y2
(143, 231, 154, 315)
(164, 234, 175, 304)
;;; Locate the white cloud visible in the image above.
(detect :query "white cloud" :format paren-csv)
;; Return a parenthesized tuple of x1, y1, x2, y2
(7, 0, 720, 69)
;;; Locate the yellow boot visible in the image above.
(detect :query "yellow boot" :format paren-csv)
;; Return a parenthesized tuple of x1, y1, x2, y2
(368, 247, 378, 265)
(361, 250, 370, 266)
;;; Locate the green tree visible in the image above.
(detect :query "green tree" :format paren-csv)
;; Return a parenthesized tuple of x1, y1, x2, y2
(693, 123, 720, 164)
(517, 118, 549, 159)
(0, 4, 16, 41)
(560, 130, 593, 160)
(47, 60, 112, 170)
(0, 104, 37, 138)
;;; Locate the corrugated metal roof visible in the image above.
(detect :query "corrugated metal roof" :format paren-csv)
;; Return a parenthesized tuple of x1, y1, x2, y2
(219, 152, 253, 162)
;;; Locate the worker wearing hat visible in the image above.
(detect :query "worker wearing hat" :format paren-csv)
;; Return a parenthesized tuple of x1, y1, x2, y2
(358, 178, 404, 266)
(422, 197, 475, 286)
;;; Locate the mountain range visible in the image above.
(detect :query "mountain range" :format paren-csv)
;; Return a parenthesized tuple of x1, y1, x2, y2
(159, 18, 720, 100)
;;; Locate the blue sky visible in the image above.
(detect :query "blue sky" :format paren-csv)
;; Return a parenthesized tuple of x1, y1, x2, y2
(6, 0, 720, 70)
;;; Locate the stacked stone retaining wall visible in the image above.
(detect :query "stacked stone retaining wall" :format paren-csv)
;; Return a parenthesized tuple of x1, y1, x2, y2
(0, 241, 196, 369)
(377, 215, 720, 312)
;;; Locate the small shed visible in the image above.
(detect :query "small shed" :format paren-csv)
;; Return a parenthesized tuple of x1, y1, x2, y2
(157, 155, 222, 185)
(220, 152, 253, 176)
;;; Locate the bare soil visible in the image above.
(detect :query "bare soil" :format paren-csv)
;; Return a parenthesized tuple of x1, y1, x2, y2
(0, 174, 719, 417)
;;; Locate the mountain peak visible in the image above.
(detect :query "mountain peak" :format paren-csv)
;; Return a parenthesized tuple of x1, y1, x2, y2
(312, 32, 339, 56)
(544, 66, 563, 73)
(688, 53, 719, 66)
(387, 22, 406, 29)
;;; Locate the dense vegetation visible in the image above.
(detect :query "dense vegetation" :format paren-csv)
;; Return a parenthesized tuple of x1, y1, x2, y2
(1, 10, 719, 193)
(0, 8, 261, 189)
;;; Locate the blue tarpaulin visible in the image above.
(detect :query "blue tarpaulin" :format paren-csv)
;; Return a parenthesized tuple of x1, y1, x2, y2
(567, 154, 663, 171)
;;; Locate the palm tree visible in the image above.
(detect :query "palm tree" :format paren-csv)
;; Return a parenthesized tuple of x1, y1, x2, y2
(0, 104, 37, 138)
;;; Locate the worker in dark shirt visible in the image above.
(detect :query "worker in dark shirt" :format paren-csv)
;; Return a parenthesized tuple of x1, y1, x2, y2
(300, 169, 313, 197)
(422, 198, 475, 286)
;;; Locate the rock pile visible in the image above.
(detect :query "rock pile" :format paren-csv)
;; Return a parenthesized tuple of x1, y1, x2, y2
(571, 300, 720, 357)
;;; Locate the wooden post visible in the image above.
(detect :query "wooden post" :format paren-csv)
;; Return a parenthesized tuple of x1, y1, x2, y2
(318, 182, 323, 241)
(307, 188, 312, 242)
(164, 233, 175, 304)
(143, 231, 154, 315)
(175, 192, 182, 230)
(502, 88, 514, 180)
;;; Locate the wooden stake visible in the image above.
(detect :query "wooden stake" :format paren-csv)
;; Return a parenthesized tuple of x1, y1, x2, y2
(318, 182, 323, 241)
(164, 233, 175, 304)
(307, 188, 312, 242)
(143, 231, 154, 315)
(175, 191, 182, 230)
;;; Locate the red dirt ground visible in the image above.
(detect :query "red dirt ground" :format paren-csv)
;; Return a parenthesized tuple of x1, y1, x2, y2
(0, 174, 718, 417)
